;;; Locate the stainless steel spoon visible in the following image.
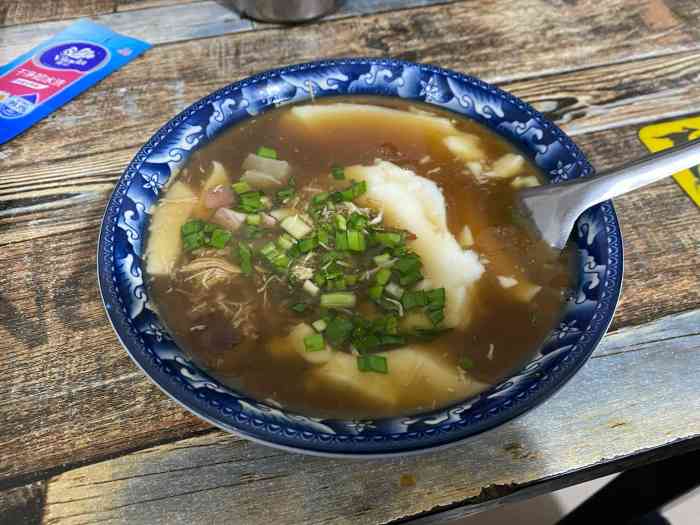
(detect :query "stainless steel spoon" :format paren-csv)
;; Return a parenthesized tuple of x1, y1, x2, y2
(517, 139, 700, 250)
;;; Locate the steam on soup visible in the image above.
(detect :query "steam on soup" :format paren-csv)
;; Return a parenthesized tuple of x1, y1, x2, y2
(145, 97, 572, 419)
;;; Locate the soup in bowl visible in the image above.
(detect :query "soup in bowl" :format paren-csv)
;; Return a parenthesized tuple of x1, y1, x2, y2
(98, 59, 622, 455)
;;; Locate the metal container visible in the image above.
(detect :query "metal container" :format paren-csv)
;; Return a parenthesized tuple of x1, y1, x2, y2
(231, 0, 340, 23)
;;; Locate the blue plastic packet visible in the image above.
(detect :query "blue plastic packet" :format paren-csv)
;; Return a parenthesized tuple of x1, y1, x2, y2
(0, 19, 151, 145)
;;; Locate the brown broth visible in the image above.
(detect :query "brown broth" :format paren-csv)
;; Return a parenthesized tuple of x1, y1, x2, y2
(148, 96, 572, 419)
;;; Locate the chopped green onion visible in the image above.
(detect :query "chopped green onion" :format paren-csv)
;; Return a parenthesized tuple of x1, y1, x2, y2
(203, 223, 217, 234)
(368, 285, 384, 301)
(238, 191, 265, 213)
(256, 146, 277, 159)
(352, 180, 367, 199)
(373, 253, 392, 266)
(335, 214, 347, 231)
(385, 282, 405, 299)
(261, 242, 276, 257)
(241, 224, 263, 239)
(276, 187, 295, 203)
(183, 232, 205, 252)
(320, 292, 357, 309)
(332, 181, 368, 202)
(276, 233, 297, 251)
(312, 319, 327, 332)
(276, 254, 290, 268)
(232, 181, 252, 194)
(290, 303, 308, 313)
(325, 317, 354, 346)
(373, 232, 403, 247)
(317, 229, 330, 245)
(303, 279, 320, 296)
(297, 237, 317, 253)
(375, 268, 392, 285)
(382, 315, 399, 335)
(245, 213, 261, 225)
(346, 230, 366, 252)
(348, 212, 368, 229)
(335, 232, 349, 250)
(261, 242, 290, 270)
(209, 228, 232, 249)
(281, 215, 313, 239)
(237, 242, 253, 275)
(303, 333, 325, 352)
(357, 354, 388, 374)
(181, 219, 204, 236)
(402, 290, 427, 310)
(326, 277, 346, 291)
(338, 188, 354, 202)
(312, 192, 329, 206)
(426, 288, 446, 307)
(331, 166, 345, 180)
(395, 255, 421, 274)
(426, 307, 445, 326)
(380, 334, 404, 346)
(354, 334, 381, 353)
(459, 356, 474, 370)
(399, 270, 423, 287)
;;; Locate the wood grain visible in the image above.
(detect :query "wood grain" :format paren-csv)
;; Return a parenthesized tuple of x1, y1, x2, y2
(0, 481, 45, 525)
(39, 310, 700, 525)
(0, 0, 198, 27)
(0, 0, 113, 27)
(0, 227, 211, 486)
(0, 2, 253, 68)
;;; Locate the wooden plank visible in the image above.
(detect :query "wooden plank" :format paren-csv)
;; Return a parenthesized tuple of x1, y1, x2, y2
(0, 0, 197, 27)
(2, 0, 700, 172)
(0, 1, 114, 27)
(4, 0, 700, 73)
(509, 49, 700, 137)
(116, 0, 203, 12)
(39, 311, 700, 525)
(0, 0, 449, 30)
(0, 227, 211, 485)
(0, 2, 253, 67)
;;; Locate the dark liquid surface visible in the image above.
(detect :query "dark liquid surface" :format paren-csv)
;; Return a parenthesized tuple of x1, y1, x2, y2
(148, 97, 572, 418)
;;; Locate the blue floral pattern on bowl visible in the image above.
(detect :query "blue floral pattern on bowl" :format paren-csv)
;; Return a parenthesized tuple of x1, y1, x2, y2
(98, 58, 623, 456)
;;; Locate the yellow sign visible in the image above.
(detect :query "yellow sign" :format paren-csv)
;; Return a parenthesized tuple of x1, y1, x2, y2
(639, 117, 700, 208)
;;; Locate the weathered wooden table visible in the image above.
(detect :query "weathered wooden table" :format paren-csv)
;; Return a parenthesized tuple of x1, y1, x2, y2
(1, 1, 699, 523)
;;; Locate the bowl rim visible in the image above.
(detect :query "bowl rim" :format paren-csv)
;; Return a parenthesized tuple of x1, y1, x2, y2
(97, 57, 624, 456)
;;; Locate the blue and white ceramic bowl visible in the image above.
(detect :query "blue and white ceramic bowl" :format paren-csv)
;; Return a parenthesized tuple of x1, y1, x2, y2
(98, 58, 623, 456)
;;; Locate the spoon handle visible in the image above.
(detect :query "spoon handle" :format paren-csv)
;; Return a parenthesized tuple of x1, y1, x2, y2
(518, 139, 700, 250)
(578, 138, 700, 204)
